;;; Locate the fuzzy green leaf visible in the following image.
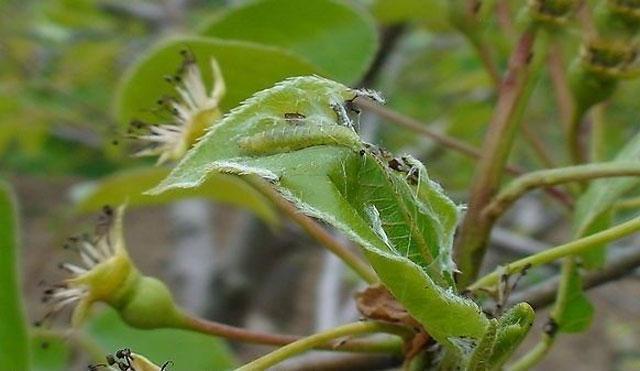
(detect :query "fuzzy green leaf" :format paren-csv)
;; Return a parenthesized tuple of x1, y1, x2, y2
(148, 76, 528, 361)
(115, 37, 319, 127)
(72, 167, 278, 225)
(0, 181, 30, 371)
(199, 0, 378, 83)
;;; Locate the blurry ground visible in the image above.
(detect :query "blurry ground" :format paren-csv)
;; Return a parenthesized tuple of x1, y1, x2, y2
(14, 173, 640, 370)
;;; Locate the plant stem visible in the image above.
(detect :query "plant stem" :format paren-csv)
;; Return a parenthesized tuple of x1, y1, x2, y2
(616, 196, 640, 211)
(454, 26, 544, 286)
(590, 104, 606, 162)
(449, 0, 501, 87)
(468, 214, 640, 291)
(509, 257, 575, 370)
(507, 333, 554, 371)
(246, 176, 378, 284)
(181, 313, 404, 353)
(353, 98, 517, 173)
(547, 41, 573, 131)
(469, 36, 502, 88)
(508, 245, 640, 309)
(236, 321, 409, 371)
(567, 106, 587, 164)
(483, 162, 640, 219)
(522, 123, 557, 168)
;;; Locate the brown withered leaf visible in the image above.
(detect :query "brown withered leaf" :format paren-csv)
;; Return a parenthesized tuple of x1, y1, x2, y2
(356, 284, 431, 359)
(356, 284, 421, 328)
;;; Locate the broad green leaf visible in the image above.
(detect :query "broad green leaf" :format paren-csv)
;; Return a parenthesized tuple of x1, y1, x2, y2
(149, 76, 533, 363)
(371, 0, 449, 30)
(554, 261, 594, 333)
(116, 37, 319, 127)
(85, 307, 236, 371)
(0, 181, 30, 370)
(30, 333, 70, 371)
(199, 0, 378, 83)
(72, 167, 278, 225)
(574, 132, 640, 267)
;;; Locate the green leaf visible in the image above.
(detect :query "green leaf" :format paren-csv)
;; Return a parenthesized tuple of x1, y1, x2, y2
(574, 131, 640, 267)
(199, 0, 378, 83)
(85, 307, 236, 371)
(149, 76, 517, 361)
(554, 261, 594, 333)
(0, 181, 30, 370)
(116, 37, 319, 127)
(30, 333, 70, 371)
(371, 0, 449, 30)
(73, 167, 278, 225)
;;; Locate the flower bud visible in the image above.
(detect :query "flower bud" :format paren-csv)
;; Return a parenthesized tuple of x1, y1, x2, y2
(40, 205, 185, 330)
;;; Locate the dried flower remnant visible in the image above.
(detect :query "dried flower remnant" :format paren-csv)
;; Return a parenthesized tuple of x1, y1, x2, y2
(39, 205, 185, 329)
(129, 50, 226, 164)
(89, 348, 172, 371)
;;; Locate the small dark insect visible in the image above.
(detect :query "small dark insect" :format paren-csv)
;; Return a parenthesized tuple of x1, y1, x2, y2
(385, 156, 419, 185)
(283, 112, 306, 124)
(387, 158, 404, 172)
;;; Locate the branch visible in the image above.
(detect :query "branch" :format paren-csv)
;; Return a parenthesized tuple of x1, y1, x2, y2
(484, 163, 640, 220)
(547, 41, 573, 131)
(276, 352, 402, 371)
(521, 123, 557, 168)
(236, 321, 410, 371)
(182, 314, 403, 353)
(491, 227, 551, 256)
(508, 245, 640, 309)
(359, 24, 407, 87)
(353, 98, 521, 175)
(246, 176, 378, 284)
(469, 215, 640, 291)
(455, 26, 544, 286)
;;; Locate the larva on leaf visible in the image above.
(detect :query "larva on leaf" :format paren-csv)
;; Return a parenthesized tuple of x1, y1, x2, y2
(238, 124, 362, 156)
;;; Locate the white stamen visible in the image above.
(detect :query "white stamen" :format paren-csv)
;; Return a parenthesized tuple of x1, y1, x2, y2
(131, 55, 225, 164)
(80, 251, 97, 269)
(51, 295, 82, 312)
(51, 287, 86, 300)
(60, 263, 87, 275)
(80, 240, 102, 262)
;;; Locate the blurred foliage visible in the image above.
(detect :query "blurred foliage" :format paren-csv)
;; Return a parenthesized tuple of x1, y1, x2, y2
(30, 333, 71, 371)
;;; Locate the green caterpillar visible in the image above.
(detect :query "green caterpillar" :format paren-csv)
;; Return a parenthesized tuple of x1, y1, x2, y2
(238, 125, 362, 156)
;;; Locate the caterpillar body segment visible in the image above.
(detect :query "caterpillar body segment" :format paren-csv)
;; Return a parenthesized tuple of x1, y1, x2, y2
(238, 125, 362, 156)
